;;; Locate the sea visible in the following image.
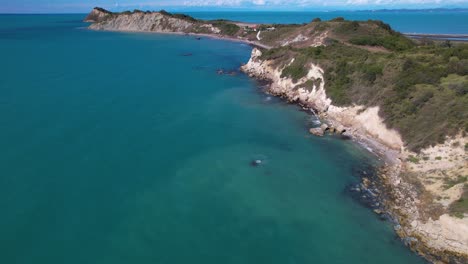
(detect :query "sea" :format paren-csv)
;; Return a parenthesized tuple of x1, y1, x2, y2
(185, 10, 468, 35)
(2, 10, 465, 264)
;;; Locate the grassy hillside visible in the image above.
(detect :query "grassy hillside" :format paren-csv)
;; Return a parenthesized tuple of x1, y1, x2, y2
(259, 20, 468, 152)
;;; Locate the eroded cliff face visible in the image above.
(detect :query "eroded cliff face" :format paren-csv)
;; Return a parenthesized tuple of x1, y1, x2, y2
(398, 135, 468, 260)
(85, 8, 219, 34)
(242, 48, 403, 150)
(242, 48, 468, 262)
(89, 12, 193, 32)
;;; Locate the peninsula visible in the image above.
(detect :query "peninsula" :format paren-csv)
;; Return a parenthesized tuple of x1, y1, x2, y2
(85, 7, 468, 263)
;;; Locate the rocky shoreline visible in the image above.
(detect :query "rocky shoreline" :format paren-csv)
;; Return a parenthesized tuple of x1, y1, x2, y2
(241, 48, 468, 264)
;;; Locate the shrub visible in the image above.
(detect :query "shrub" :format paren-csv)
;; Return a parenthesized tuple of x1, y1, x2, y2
(281, 55, 309, 82)
(368, 20, 393, 33)
(449, 184, 468, 218)
(159, 10, 171, 16)
(407, 155, 420, 163)
(361, 64, 383, 83)
(172, 13, 198, 22)
(211, 21, 240, 36)
(349, 34, 414, 51)
(330, 17, 345, 22)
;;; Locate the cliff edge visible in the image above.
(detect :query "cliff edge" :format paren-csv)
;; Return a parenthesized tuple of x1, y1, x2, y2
(242, 47, 468, 263)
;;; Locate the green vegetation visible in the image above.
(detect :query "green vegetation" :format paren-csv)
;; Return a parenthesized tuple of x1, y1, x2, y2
(330, 17, 345, 22)
(159, 10, 198, 22)
(281, 55, 309, 82)
(443, 175, 467, 190)
(258, 24, 302, 46)
(172, 13, 198, 23)
(330, 19, 415, 51)
(407, 155, 420, 163)
(449, 184, 468, 218)
(261, 39, 468, 151)
(349, 34, 414, 51)
(94, 7, 112, 14)
(159, 10, 171, 16)
(210, 20, 240, 36)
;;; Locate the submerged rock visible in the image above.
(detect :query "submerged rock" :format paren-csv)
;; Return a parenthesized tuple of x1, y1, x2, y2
(309, 127, 324, 136)
(250, 159, 262, 167)
(217, 69, 238, 76)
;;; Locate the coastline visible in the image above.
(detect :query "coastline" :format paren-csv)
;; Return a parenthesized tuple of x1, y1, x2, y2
(403, 33, 468, 42)
(253, 76, 468, 264)
(85, 27, 272, 50)
(92, 27, 416, 257)
(241, 48, 468, 263)
(84, 8, 467, 261)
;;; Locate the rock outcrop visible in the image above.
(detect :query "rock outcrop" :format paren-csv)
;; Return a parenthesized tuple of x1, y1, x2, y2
(309, 123, 346, 136)
(90, 12, 194, 32)
(84, 8, 219, 34)
(309, 128, 324, 136)
(242, 48, 403, 150)
(84, 7, 112, 23)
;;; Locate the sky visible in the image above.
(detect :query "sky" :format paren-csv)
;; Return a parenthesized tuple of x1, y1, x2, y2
(1, 0, 468, 13)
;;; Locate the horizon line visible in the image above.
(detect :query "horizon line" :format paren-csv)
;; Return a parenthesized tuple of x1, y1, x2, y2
(1, 7, 468, 15)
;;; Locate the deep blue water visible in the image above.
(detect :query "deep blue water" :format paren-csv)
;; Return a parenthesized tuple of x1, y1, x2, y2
(185, 10, 468, 34)
(0, 14, 427, 264)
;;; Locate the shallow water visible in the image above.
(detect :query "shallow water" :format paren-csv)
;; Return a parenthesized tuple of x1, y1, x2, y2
(0, 15, 425, 263)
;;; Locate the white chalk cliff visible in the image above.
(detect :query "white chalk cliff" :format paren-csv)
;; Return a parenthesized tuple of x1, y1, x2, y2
(242, 48, 404, 150)
(242, 48, 468, 261)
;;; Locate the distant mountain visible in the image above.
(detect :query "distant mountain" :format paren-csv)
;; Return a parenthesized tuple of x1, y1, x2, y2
(356, 8, 468, 13)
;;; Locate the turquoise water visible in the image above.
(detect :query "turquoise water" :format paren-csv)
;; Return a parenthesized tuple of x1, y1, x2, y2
(186, 10, 468, 34)
(0, 15, 425, 263)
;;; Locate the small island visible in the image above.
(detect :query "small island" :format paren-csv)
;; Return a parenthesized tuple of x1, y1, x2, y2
(85, 7, 468, 263)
